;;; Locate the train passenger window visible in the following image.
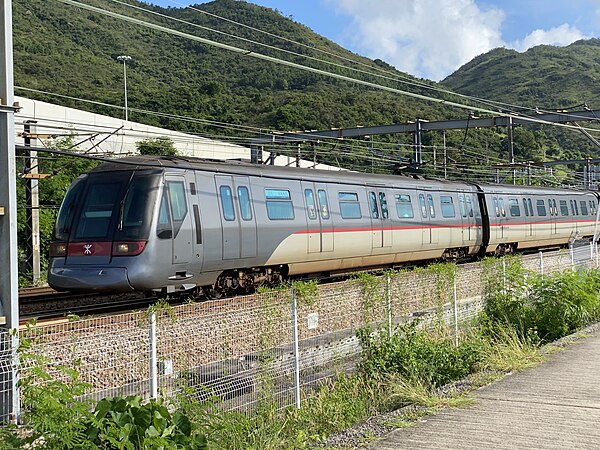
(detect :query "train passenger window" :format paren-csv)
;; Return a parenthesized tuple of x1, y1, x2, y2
(590, 200, 597, 215)
(379, 192, 389, 219)
(527, 198, 533, 216)
(570, 200, 575, 215)
(522, 199, 529, 216)
(536, 199, 547, 216)
(237, 186, 252, 221)
(265, 189, 294, 220)
(427, 194, 436, 218)
(459, 195, 467, 218)
(318, 189, 330, 220)
(549, 199, 556, 216)
(339, 192, 362, 219)
(580, 200, 589, 216)
(498, 198, 506, 217)
(419, 194, 427, 218)
(169, 181, 188, 223)
(219, 186, 235, 221)
(559, 200, 569, 216)
(304, 189, 317, 220)
(440, 195, 455, 218)
(508, 199, 520, 217)
(466, 196, 474, 217)
(395, 194, 414, 218)
(369, 192, 379, 219)
(574, 200, 579, 215)
(493, 197, 499, 217)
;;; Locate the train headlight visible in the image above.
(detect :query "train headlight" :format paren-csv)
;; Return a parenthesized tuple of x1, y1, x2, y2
(49, 242, 67, 257)
(111, 241, 147, 256)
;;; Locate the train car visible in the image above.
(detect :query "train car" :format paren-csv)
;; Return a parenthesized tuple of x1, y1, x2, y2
(47, 156, 598, 295)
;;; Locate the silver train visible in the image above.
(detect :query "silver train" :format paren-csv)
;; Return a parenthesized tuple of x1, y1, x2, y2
(48, 156, 600, 295)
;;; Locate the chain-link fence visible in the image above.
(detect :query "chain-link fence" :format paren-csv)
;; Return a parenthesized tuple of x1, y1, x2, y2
(1, 244, 598, 422)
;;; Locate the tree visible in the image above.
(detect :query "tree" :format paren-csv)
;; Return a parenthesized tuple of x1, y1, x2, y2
(135, 137, 179, 156)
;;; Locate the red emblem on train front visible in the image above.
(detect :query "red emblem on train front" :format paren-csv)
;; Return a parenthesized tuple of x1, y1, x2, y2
(82, 243, 95, 255)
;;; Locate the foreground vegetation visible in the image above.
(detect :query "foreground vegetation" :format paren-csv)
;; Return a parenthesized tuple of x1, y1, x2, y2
(3, 261, 600, 449)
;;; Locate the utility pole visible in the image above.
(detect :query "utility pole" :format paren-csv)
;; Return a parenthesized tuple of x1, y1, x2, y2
(0, 0, 20, 422)
(23, 120, 40, 282)
(117, 55, 131, 121)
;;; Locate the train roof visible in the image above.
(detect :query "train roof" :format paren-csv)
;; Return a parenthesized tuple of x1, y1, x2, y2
(88, 155, 595, 194)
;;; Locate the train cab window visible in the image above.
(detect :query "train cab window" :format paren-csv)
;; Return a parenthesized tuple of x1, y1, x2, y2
(508, 199, 520, 217)
(55, 176, 85, 241)
(440, 195, 455, 218)
(219, 186, 235, 221)
(395, 194, 414, 218)
(580, 200, 589, 216)
(419, 194, 427, 218)
(427, 194, 436, 218)
(493, 197, 499, 217)
(339, 192, 362, 219)
(369, 192, 379, 219)
(237, 186, 252, 221)
(265, 189, 294, 220)
(318, 189, 330, 220)
(498, 198, 506, 217)
(559, 200, 569, 216)
(466, 195, 474, 217)
(522, 199, 530, 216)
(304, 189, 317, 220)
(459, 195, 467, 218)
(379, 192, 389, 219)
(536, 199, 547, 216)
(75, 182, 121, 240)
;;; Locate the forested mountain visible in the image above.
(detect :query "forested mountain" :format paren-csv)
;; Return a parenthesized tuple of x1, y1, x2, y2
(13, 0, 600, 171)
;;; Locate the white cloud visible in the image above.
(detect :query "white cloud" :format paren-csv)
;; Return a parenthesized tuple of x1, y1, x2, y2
(328, 0, 505, 81)
(511, 24, 586, 52)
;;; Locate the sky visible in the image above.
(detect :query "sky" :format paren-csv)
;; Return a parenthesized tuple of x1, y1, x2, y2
(146, 0, 600, 81)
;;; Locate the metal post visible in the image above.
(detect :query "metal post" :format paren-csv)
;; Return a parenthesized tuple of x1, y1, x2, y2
(23, 120, 40, 283)
(117, 55, 131, 121)
(539, 251, 544, 278)
(149, 312, 157, 399)
(291, 288, 301, 409)
(0, 0, 19, 423)
(570, 244, 575, 270)
(443, 131, 447, 179)
(502, 259, 507, 295)
(386, 273, 392, 337)
(453, 277, 458, 348)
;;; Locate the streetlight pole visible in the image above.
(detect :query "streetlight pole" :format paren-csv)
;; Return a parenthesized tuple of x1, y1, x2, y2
(116, 55, 131, 121)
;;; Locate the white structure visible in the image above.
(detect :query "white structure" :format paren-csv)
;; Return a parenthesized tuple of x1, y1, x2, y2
(14, 96, 342, 171)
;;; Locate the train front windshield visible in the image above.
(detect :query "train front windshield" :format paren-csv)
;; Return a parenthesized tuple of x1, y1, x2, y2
(54, 170, 162, 244)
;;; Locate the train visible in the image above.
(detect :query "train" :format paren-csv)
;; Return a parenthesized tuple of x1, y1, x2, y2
(48, 155, 600, 296)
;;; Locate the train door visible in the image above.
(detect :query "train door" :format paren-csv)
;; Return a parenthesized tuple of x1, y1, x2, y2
(164, 175, 194, 264)
(302, 182, 321, 253)
(368, 189, 392, 248)
(215, 175, 257, 260)
(417, 191, 431, 245)
(465, 193, 477, 242)
(549, 198, 558, 235)
(314, 184, 334, 252)
(459, 194, 468, 244)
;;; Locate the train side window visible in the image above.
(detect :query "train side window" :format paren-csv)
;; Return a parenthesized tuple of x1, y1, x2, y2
(427, 194, 436, 218)
(499, 198, 506, 217)
(522, 199, 529, 216)
(493, 197, 499, 217)
(369, 192, 379, 219)
(466, 195, 474, 217)
(237, 186, 252, 221)
(590, 200, 597, 215)
(379, 192, 389, 219)
(527, 198, 534, 216)
(156, 190, 172, 239)
(574, 200, 579, 215)
(552, 199, 558, 216)
(580, 200, 589, 216)
(559, 200, 569, 216)
(304, 189, 317, 220)
(536, 199, 547, 216)
(339, 192, 362, 219)
(395, 194, 414, 218)
(419, 194, 427, 218)
(440, 195, 455, 218)
(459, 195, 467, 218)
(219, 186, 235, 221)
(317, 189, 330, 220)
(265, 188, 294, 220)
(508, 199, 520, 217)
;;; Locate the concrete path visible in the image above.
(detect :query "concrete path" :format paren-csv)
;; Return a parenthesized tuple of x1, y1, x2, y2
(370, 328, 600, 449)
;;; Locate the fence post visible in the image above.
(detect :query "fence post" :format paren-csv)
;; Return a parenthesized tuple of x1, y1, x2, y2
(539, 251, 544, 278)
(596, 242, 599, 269)
(149, 312, 158, 399)
(502, 258, 507, 295)
(386, 273, 392, 338)
(291, 288, 301, 409)
(570, 244, 575, 271)
(452, 274, 458, 348)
